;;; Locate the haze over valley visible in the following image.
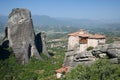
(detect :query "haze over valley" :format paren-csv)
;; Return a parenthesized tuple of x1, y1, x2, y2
(0, 15, 120, 39)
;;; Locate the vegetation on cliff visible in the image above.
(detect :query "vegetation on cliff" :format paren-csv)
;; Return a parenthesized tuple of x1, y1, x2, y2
(65, 59, 120, 80)
(0, 47, 65, 80)
(0, 47, 120, 80)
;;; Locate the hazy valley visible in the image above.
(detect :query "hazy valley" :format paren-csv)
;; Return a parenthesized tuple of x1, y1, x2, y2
(0, 15, 120, 39)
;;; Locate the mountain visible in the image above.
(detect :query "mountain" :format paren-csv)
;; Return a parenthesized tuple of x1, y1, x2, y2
(32, 15, 102, 27)
(32, 15, 78, 27)
(0, 15, 120, 34)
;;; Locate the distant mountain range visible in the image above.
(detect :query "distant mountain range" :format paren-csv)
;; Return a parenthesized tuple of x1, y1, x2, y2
(0, 15, 120, 35)
(1, 15, 119, 27)
(32, 15, 69, 26)
(32, 15, 120, 28)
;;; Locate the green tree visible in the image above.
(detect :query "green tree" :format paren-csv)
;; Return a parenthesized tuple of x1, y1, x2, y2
(65, 59, 120, 80)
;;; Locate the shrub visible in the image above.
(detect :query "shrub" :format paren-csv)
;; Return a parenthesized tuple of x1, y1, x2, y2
(87, 46, 94, 51)
(0, 47, 65, 80)
(65, 59, 120, 80)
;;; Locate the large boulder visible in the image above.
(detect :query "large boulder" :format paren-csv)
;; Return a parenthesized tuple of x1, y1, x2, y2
(92, 42, 120, 59)
(5, 8, 42, 64)
(35, 32, 50, 57)
(106, 43, 120, 58)
(63, 50, 95, 68)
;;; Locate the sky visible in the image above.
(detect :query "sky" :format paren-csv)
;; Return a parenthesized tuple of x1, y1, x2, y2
(0, 0, 120, 20)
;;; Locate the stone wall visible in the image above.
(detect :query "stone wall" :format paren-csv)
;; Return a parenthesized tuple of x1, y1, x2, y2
(79, 44, 87, 52)
(88, 39, 98, 47)
(98, 39, 106, 44)
(68, 36, 79, 51)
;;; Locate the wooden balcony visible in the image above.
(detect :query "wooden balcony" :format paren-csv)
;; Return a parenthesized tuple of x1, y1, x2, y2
(79, 38, 87, 44)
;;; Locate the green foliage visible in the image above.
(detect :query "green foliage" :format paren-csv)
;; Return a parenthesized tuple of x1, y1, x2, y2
(87, 46, 94, 51)
(0, 47, 120, 80)
(0, 48, 65, 80)
(65, 59, 120, 80)
(0, 54, 22, 80)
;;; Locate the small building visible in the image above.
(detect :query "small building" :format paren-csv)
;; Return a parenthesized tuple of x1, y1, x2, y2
(68, 29, 106, 52)
(56, 29, 106, 79)
(56, 66, 69, 78)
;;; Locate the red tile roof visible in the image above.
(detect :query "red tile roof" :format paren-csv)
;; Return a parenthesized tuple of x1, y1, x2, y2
(56, 66, 69, 73)
(68, 32, 91, 37)
(68, 30, 105, 39)
(89, 34, 105, 39)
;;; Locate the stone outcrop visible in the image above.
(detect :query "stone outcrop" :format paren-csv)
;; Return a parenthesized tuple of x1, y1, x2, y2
(107, 43, 120, 58)
(92, 41, 120, 59)
(63, 50, 95, 69)
(63, 41, 120, 69)
(4, 8, 42, 64)
(35, 32, 50, 58)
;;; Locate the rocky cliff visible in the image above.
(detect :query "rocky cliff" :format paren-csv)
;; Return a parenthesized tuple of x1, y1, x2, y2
(3, 8, 43, 64)
(35, 32, 50, 57)
(63, 41, 120, 69)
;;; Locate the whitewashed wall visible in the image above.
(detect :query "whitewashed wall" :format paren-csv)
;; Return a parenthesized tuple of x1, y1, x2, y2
(79, 44, 88, 52)
(98, 39, 106, 44)
(68, 36, 79, 51)
(88, 39, 98, 47)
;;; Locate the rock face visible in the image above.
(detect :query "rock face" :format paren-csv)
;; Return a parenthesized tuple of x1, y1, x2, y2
(92, 42, 120, 59)
(5, 8, 42, 64)
(35, 32, 50, 57)
(107, 43, 120, 58)
(63, 50, 95, 69)
(63, 41, 120, 69)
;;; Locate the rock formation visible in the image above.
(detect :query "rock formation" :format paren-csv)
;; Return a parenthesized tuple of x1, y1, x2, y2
(63, 41, 120, 69)
(92, 41, 120, 59)
(63, 50, 95, 69)
(4, 8, 42, 64)
(35, 32, 51, 58)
